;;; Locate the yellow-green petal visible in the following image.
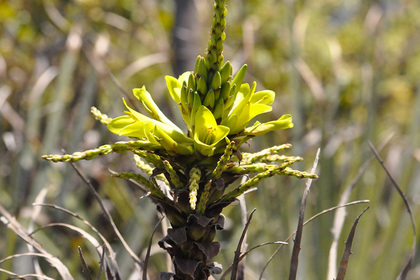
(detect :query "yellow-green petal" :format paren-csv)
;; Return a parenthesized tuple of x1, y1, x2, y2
(245, 114, 294, 136)
(251, 90, 275, 105)
(133, 86, 182, 132)
(193, 105, 230, 156)
(165, 75, 182, 103)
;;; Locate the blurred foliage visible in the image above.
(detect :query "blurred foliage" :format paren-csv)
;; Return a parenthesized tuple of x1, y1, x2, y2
(0, 0, 419, 279)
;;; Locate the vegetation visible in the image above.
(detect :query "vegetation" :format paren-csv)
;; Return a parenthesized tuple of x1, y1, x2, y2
(0, 0, 419, 279)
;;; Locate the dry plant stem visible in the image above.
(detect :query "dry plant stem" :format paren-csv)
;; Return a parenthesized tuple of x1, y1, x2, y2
(368, 141, 417, 280)
(336, 207, 369, 280)
(30, 222, 121, 280)
(33, 203, 121, 277)
(327, 134, 393, 279)
(258, 200, 369, 280)
(29, 188, 48, 278)
(288, 148, 320, 280)
(238, 180, 249, 280)
(78, 246, 93, 280)
(231, 208, 256, 280)
(0, 203, 74, 280)
(0, 252, 53, 265)
(0, 268, 55, 280)
(69, 162, 145, 272)
(97, 245, 106, 280)
(220, 241, 288, 280)
(30, 223, 105, 250)
(327, 155, 373, 278)
(144, 216, 165, 280)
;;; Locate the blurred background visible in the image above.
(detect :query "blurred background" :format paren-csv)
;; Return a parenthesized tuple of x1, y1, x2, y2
(1, 0, 419, 279)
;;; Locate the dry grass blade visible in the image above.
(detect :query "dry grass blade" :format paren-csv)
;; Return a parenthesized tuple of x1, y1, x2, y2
(238, 186, 249, 280)
(0, 203, 74, 280)
(29, 188, 48, 278)
(259, 199, 369, 279)
(288, 148, 320, 280)
(70, 162, 145, 273)
(78, 246, 93, 280)
(368, 142, 417, 280)
(220, 241, 287, 279)
(0, 268, 55, 280)
(230, 208, 257, 280)
(30, 223, 103, 251)
(0, 252, 51, 265)
(304, 200, 370, 226)
(327, 157, 373, 278)
(97, 244, 106, 280)
(143, 216, 165, 280)
(34, 203, 121, 279)
(327, 135, 392, 279)
(336, 207, 369, 280)
(119, 52, 168, 81)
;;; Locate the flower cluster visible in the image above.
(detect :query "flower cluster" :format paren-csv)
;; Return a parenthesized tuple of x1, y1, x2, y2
(106, 57, 293, 158)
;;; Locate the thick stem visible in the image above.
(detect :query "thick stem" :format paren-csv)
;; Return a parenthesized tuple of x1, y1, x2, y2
(158, 188, 225, 280)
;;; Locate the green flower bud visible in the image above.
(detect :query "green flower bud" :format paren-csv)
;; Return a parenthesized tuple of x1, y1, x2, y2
(187, 88, 194, 110)
(220, 81, 231, 103)
(194, 55, 202, 74)
(224, 84, 237, 113)
(197, 76, 208, 96)
(180, 82, 189, 110)
(203, 88, 215, 110)
(231, 64, 247, 96)
(220, 61, 233, 84)
(213, 97, 225, 122)
(211, 71, 222, 90)
(188, 73, 196, 91)
(196, 56, 208, 81)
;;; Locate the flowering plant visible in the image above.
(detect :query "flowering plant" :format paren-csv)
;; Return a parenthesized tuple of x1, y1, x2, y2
(43, 1, 317, 279)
